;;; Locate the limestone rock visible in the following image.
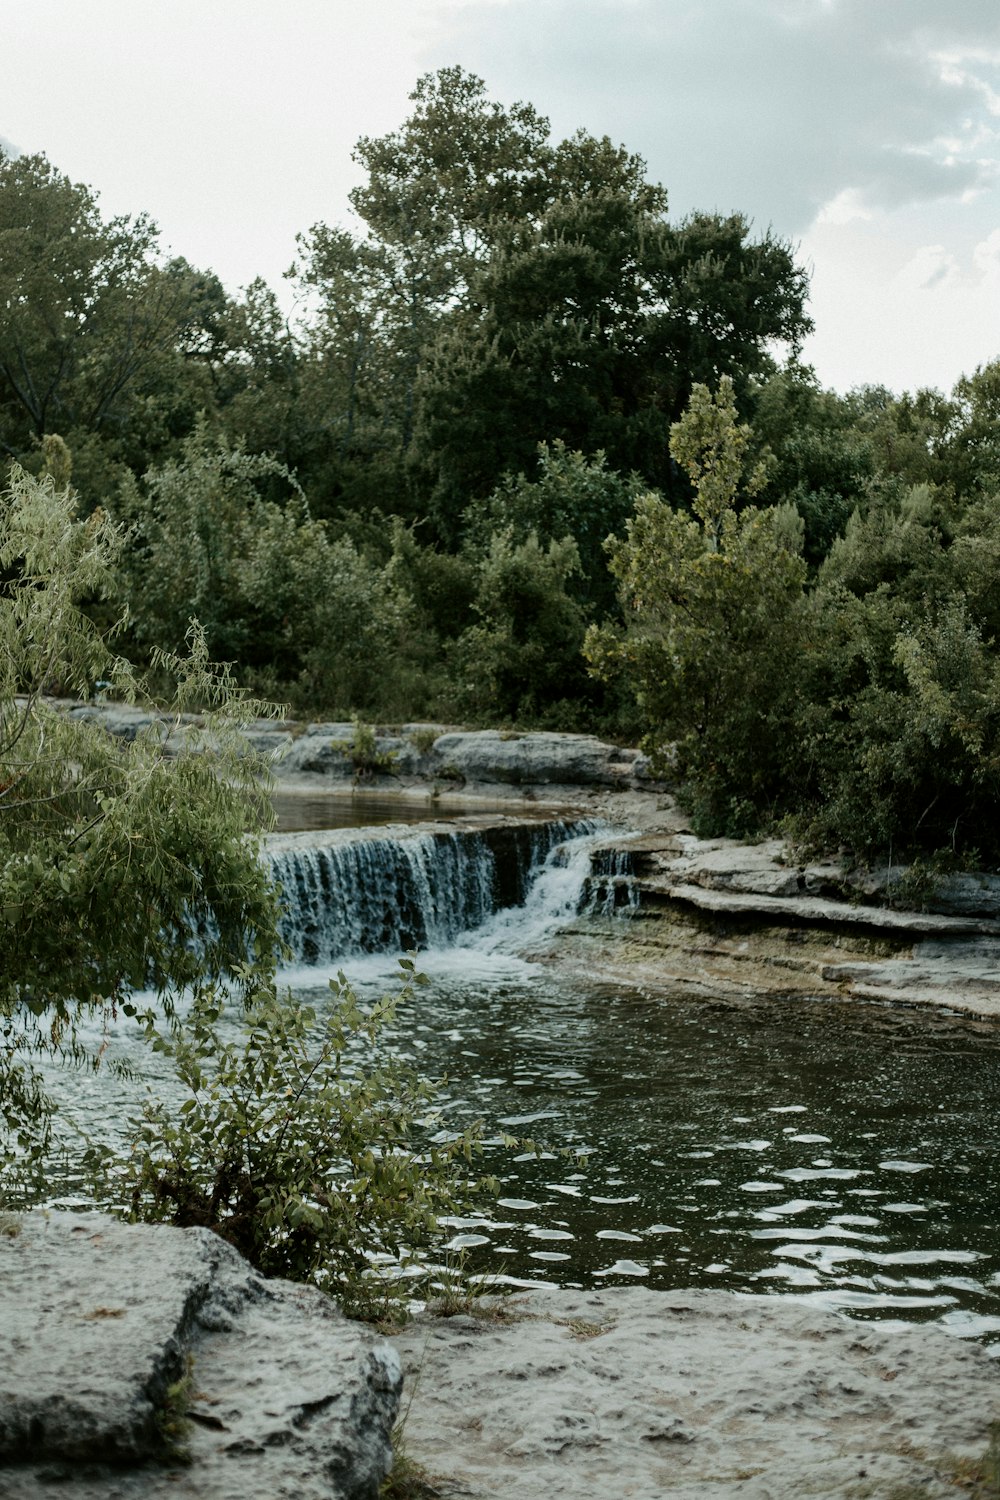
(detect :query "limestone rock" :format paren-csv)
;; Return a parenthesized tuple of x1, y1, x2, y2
(277, 724, 423, 779)
(67, 701, 164, 743)
(426, 730, 652, 788)
(0, 1212, 400, 1500)
(389, 1287, 1000, 1499)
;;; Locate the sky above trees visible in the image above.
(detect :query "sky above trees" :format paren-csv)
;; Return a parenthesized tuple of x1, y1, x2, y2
(3, 0, 999, 396)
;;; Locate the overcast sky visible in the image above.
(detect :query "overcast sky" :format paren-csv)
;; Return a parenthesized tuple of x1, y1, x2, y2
(3, 0, 999, 395)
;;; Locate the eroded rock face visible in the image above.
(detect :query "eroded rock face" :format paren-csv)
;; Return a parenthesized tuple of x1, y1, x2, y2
(425, 730, 651, 788)
(576, 831, 1000, 1016)
(47, 701, 661, 796)
(0, 1212, 401, 1500)
(389, 1288, 1000, 1500)
(275, 725, 655, 791)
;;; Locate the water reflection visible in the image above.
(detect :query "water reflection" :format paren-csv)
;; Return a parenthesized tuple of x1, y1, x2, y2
(294, 960, 1000, 1342)
(270, 789, 536, 832)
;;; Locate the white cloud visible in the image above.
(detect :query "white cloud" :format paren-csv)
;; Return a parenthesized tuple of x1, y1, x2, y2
(800, 210, 1000, 394)
(973, 227, 1000, 281)
(434, 0, 1000, 229)
(894, 244, 962, 293)
(817, 189, 874, 226)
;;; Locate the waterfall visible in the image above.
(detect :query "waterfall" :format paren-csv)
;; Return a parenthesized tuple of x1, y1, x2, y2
(269, 819, 603, 965)
(581, 844, 640, 918)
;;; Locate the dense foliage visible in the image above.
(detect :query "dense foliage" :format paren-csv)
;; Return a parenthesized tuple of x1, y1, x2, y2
(0, 470, 491, 1313)
(107, 967, 494, 1313)
(0, 466, 280, 1176)
(3, 66, 1000, 866)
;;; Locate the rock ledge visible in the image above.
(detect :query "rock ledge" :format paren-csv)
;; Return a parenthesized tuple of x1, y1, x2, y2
(0, 1212, 400, 1500)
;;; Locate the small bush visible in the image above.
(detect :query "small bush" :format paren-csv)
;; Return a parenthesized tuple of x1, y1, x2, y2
(331, 719, 399, 782)
(105, 964, 494, 1317)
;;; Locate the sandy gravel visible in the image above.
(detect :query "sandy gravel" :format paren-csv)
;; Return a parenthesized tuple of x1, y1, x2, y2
(389, 1288, 1000, 1499)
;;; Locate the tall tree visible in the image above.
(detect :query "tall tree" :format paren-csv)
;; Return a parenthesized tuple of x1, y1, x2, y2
(0, 152, 225, 500)
(349, 65, 553, 315)
(414, 154, 811, 535)
(586, 378, 808, 835)
(288, 68, 553, 516)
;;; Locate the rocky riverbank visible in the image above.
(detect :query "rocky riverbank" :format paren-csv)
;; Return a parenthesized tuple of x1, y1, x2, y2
(0, 1212, 400, 1499)
(565, 830, 1000, 1021)
(13, 710, 1000, 1496)
(52, 700, 1000, 1018)
(389, 1287, 1000, 1499)
(7, 1214, 997, 1500)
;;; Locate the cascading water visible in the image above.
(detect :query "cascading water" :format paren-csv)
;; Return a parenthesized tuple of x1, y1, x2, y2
(269, 818, 612, 965)
(36, 813, 1000, 1343)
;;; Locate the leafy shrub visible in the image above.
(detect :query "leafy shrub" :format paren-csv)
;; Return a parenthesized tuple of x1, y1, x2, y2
(0, 466, 282, 1194)
(452, 528, 589, 722)
(463, 442, 645, 611)
(331, 719, 399, 782)
(587, 378, 808, 836)
(109, 964, 494, 1316)
(117, 429, 417, 715)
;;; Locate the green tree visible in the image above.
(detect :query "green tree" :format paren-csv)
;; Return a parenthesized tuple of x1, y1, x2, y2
(209, 278, 305, 477)
(788, 472, 1000, 863)
(287, 67, 552, 520)
(416, 180, 811, 534)
(463, 442, 646, 612)
(0, 152, 225, 501)
(586, 378, 808, 834)
(119, 429, 416, 713)
(287, 226, 416, 519)
(290, 70, 809, 543)
(748, 364, 876, 565)
(349, 65, 552, 316)
(1, 469, 490, 1312)
(943, 360, 1000, 499)
(0, 465, 281, 1183)
(118, 428, 307, 665)
(453, 529, 588, 724)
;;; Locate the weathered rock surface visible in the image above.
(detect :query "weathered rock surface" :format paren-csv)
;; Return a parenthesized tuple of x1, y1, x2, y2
(275, 724, 655, 791)
(390, 1287, 1000, 1499)
(61, 699, 298, 762)
(424, 729, 652, 788)
(62, 701, 657, 796)
(0, 1212, 400, 1499)
(572, 830, 1000, 1018)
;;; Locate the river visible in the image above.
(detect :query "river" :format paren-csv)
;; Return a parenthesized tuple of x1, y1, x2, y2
(44, 817, 1000, 1347)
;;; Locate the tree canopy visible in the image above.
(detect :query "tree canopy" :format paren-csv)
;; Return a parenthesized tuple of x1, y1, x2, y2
(3, 71, 1000, 867)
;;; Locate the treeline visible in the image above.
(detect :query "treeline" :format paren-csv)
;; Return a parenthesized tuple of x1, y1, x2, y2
(2, 67, 1000, 866)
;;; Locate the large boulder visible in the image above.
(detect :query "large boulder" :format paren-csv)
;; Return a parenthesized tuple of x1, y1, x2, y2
(0, 1211, 401, 1499)
(426, 731, 651, 788)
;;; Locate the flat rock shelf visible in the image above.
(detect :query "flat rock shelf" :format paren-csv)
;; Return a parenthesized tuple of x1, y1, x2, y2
(390, 1287, 1000, 1499)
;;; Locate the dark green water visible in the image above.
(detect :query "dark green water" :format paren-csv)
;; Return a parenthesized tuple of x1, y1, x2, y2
(45, 822, 1000, 1346)
(293, 950, 1000, 1342)
(271, 789, 524, 832)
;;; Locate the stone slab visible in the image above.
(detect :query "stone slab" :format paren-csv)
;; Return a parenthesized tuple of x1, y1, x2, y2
(0, 1213, 401, 1500)
(389, 1287, 1000, 1499)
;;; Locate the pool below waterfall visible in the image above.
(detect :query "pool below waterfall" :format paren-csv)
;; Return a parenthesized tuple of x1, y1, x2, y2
(297, 954, 1000, 1346)
(50, 818, 1000, 1346)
